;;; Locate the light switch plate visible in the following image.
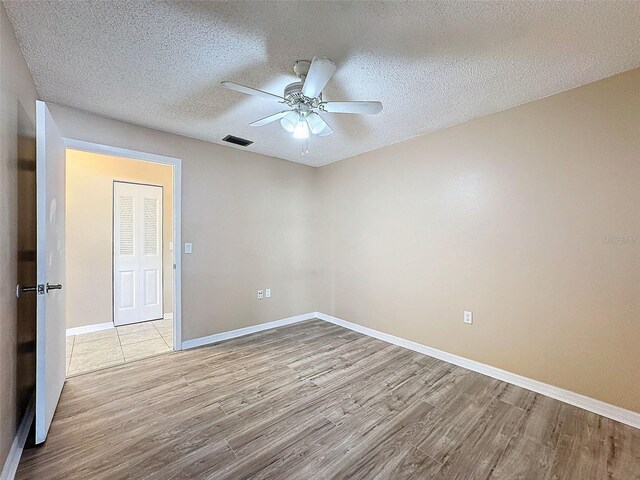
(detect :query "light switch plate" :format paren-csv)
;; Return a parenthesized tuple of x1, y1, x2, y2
(265, 288, 271, 298)
(184, 243, 192, 254)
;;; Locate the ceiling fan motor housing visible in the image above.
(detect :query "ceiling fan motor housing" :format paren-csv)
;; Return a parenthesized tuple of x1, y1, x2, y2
(284, 81, 304, 98)
(284, 60, 323, 107)
(284, 81, 321, 108)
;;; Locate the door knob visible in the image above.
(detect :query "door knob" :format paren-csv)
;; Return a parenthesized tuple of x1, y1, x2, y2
(46, 283, 63, 292)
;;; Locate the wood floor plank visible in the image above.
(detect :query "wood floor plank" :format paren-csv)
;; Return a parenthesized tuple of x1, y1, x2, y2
(495, 382, 538, 411)
(212, 415, 335, 480)
(257, 402, 388, 480)
(370, 444, 445, 480)
(17, 319, 640, 480)
(550, 407, 640, 480)
(319, 400, 438, 480)
(518, 393, 564, 449)
(489, 433, 554, 480)
(408, 393, 492, 463)
(435, 398, 527, 480)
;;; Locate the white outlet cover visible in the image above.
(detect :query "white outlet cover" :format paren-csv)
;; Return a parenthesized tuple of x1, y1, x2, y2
(464, 311, 473, 324)
(257, 290, 263, 299)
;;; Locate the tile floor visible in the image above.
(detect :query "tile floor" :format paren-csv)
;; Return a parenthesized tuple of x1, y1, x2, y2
(66, 319, 173, 376)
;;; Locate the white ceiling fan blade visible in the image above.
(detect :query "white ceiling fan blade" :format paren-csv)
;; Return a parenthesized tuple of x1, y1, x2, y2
(221, 81, 284, 102)
(249, 111, 291, 126)
(321, 101, 383, 114)
(301, 57, 337, 98)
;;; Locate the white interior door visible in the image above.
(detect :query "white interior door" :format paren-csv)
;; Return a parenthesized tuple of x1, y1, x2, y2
(35, 100, 66, 444)
(113, 182, 163, 326)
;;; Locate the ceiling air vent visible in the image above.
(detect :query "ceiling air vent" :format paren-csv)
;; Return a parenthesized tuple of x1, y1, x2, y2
(222, 135, 253, 147)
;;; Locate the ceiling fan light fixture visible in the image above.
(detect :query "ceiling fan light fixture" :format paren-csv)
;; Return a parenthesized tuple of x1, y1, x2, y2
(292, 117, 310, 139)
(306, 112, 326, 135)
(319, 124, 333, 137)
(280, 111, 299, 133)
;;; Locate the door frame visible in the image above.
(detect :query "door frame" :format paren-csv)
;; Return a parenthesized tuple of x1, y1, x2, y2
(63, 138, 183, 350)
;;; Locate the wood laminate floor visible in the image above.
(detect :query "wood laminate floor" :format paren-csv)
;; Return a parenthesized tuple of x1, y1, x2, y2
(18, 319, 640, 480)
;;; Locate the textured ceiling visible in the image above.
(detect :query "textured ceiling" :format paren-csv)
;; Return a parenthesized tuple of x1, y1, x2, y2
(5, 1, 640, 167)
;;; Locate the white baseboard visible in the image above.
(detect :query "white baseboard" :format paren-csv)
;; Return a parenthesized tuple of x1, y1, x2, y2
(315, 312, 640, 430)
(66, 322, 114, 337)
(0, 395, 34, 480)
(181, 312, 316, 350)
(67, 316, 172, 336)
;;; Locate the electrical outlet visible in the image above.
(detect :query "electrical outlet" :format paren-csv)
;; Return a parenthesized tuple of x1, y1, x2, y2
(265, 288, 271, 298)
(464, 311, 473, 324)
(257, 290, 263, 300)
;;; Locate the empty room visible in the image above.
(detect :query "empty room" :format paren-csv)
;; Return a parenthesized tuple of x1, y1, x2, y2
(0, 1, 638, 479)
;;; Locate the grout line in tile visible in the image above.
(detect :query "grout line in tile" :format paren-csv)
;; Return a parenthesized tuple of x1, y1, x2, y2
(115, 325, 126, 362)
(152, 323, 163, 335)
(66, 336, 75, 378)
(118, 333, 166, 347)
(153, 324, 169, 346)
(154, 324, 174, 350)
(123, 348, 171, 363)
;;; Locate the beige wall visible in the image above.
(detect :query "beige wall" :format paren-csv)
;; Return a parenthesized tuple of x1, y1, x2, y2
(317, 68, 640, 413)
(65, 150, 173, 329)
(0, 2, 39, 469)
(49, 104, 318, 341)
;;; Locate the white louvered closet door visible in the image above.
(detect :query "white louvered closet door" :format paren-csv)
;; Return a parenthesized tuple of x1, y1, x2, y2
(113, 182, 163, 326)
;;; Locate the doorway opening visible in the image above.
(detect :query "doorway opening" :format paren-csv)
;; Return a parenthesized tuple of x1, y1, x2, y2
(63, 143, 182, 376)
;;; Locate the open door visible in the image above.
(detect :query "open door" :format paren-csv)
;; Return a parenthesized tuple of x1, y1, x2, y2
(35, 100, 66, 444)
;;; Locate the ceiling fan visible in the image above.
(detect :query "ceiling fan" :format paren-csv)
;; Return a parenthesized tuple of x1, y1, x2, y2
(221, 57, 383, 140)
